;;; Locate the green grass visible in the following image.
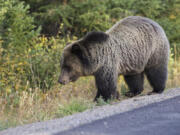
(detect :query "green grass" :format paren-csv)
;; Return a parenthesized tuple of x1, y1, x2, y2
(56, 99, 94, 117)
(0, 120, 17, 131)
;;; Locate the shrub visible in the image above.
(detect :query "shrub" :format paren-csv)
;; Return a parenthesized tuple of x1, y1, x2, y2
(0, 0, 65, 96)
(20, 0, 180, 50)
(0, 0, 40, 50)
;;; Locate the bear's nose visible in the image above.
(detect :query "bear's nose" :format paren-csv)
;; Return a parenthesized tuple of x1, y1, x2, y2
(58, 79, 66, 85)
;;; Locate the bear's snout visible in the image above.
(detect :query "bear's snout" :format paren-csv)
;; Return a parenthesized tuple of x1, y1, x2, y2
(58, 74, 70, 85)
(58, 78, 66, 85)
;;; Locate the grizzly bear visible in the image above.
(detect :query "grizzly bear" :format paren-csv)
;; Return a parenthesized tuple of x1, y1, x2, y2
(58, 16, 170, 101)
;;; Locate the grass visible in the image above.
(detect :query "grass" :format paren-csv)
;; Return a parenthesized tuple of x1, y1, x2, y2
(0, 53, 180, 131)
(57, 99, 94, 117)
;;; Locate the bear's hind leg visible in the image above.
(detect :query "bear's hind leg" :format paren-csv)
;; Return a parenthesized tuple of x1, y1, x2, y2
(124, 73, 144, 97)
(145, 65, 167, 93)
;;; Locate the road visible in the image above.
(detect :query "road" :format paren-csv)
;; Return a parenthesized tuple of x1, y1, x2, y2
(57, 96, 180, 135)
(0, 88, 180, 135)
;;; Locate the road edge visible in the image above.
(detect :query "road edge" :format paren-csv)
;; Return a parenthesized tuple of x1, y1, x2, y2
(1, 88, 180, 135)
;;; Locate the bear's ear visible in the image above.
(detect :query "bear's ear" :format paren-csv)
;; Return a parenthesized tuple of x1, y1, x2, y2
(71, 43, 82, 55)
(71, 43, 89, 65)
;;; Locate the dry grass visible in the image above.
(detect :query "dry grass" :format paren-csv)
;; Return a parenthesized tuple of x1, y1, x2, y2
(0, 54, 180, 130)
(0, 77, 96, 130)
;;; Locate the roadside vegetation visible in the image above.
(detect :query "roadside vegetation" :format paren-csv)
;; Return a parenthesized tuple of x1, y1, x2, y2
(0, 0, 180, 130)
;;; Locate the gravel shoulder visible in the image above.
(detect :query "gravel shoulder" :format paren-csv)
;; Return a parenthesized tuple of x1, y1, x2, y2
(1, 88, 180, 135)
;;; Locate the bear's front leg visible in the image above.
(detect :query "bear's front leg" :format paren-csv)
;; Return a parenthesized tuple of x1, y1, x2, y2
(94, 68, 119, 101)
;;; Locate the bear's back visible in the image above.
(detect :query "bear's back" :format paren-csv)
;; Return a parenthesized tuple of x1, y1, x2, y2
(107, 16, 163, 35)
(106, 16, 170, 74)
(107, 16, 168, 47)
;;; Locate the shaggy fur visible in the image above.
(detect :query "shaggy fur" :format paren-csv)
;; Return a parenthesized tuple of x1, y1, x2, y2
(58, 16, 170, 100)
(83, 31, 109, 44)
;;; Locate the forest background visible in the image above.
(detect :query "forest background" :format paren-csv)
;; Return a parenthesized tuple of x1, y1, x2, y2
(0, 0, 180, 130)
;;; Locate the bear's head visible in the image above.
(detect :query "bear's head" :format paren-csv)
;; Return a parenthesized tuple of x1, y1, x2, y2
(58, 31, 109, 85)
(58, 42, 86, 85)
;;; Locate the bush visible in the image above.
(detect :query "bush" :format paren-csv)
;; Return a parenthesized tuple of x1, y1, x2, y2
(20, 0, 180, 50)
(0, 36, 67, 96)
(0, 0, 66, 96)
(0, 0, 40, 50)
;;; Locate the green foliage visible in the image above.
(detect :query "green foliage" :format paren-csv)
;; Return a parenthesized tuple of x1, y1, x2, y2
(120, 84, 128, 96)
(96, 97, 108, 106)
(57, 99, 93, 116)
(96, 96, 113, 106)
(0, 36, 65, 95)
(0, 0, 65, 95)
(19, 0, 180, 49)
(0, 0, 40, 50)
(24, 37, 64, 90)
(0, 120, 17, 131)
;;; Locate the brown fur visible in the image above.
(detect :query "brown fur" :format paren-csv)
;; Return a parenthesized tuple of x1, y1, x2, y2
(58, 16, 170, 100)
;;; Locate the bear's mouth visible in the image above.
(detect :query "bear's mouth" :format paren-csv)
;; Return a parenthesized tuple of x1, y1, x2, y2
(58, 75, 79, 85)
(58, 79, 67, 85)
(70, 76, 78, 82)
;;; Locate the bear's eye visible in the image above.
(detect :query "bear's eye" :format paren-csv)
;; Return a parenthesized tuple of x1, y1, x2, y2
(64, 65, 72, 72)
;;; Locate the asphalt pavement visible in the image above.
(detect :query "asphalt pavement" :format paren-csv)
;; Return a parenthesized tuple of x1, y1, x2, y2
(56, 96, 180, 135)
